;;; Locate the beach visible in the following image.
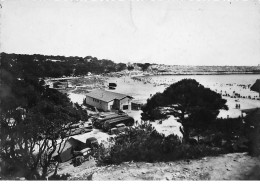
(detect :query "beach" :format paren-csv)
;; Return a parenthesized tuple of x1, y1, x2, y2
(67, 74, 260, 137)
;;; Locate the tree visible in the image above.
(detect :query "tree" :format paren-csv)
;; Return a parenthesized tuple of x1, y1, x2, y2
(0, 52, 127, 78)
(137, 63, 150, 72)
(0, 69, 87, 179)
(141, 79, 228, 142)
(127, 66, 134, 71)
(116, 63, 127, 72)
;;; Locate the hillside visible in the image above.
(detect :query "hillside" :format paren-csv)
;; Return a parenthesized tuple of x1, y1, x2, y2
(55, 153, 260, 180)
(1, 53, 260, 80)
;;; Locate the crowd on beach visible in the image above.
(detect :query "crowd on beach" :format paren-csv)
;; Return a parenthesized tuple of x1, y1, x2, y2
(130, 75, 260, 115)
(214, 83, 259, 101)
(132, 76, 259, 100)
(67, 74, 259, 137)
(132, 76, 175, 86)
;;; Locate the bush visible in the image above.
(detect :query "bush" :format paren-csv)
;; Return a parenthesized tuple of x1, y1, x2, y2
(93, 117, 251, 165)
(93, 124, 226, 165)
(48, 173, 71, 180)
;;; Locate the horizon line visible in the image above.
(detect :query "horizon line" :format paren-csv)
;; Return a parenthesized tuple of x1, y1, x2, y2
(1, 51, 259, 67)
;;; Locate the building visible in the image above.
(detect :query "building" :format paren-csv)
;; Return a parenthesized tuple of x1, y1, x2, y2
(131, 100, 145, 110)
(85, 89, 133, 111)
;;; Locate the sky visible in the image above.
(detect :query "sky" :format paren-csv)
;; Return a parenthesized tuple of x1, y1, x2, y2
(1, 0, 260, 66)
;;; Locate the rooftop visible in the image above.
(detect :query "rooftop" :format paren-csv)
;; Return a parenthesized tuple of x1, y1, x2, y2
(85, 89, 133, 102)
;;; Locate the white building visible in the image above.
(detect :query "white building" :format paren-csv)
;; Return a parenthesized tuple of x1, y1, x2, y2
(85, 89, 133, 111)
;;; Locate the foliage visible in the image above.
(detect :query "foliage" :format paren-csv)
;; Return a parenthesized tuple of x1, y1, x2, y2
(1, 52, 127, 78)
(93, 123, 226, 165)
(141, 79, 228, 141)
(127, 66, 134, 71)
(137, 63, 150, 72)
(243, 111, 260, 156)
(48, 173, 71, 180)
(0, 65, 88, 179)
(94, 117, 251, 165)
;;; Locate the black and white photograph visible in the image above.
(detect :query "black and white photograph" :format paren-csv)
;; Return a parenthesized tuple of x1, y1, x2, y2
(0, 0, 260, 181)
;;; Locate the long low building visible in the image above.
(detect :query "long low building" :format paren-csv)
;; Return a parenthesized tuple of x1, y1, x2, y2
(85, 89, 133, 111)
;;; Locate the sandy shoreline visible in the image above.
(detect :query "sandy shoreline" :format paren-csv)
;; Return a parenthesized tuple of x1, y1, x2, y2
(67, 74, 260, 137)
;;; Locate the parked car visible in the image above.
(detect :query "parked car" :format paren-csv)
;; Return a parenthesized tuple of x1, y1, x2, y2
(109, 124, 127, 135)
(80, 147, 92, 157)
(83, 121, 93, 130)
(86, 137, 98, 148)
(73, 147, 92, 158)
(108, 128, 118, 135)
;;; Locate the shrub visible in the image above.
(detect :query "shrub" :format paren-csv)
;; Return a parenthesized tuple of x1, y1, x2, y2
(93, 124, 226, 165)
(48, 173, 71, 180)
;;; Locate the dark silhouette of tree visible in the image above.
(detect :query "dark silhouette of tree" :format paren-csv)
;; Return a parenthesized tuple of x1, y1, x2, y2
(127, 66, 134, 71)
(141, 79, 228, 142)
(137, 63, 150, 72)
(0, 52, 127, 78)
(0, 65, 88, 179)
(243, 109, 260, 156)
(116, 63, 127, 72)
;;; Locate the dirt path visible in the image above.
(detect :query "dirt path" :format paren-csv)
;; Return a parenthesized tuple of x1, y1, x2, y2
(58, 153, 260, 180)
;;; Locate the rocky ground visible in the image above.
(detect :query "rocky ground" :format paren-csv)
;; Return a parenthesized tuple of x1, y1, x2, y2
(56, 152, 260, 180)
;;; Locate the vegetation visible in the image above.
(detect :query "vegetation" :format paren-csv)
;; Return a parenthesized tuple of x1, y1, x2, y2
(243, 110, 260, 156)
(127, 66, 135, 71)
(94, 123, 228, 165)
(1, 52, 258, 178)
(137, 63, 151, 72)
(93, 116, 253, 165)
(0, 57, 88, 179)
(141, 79, 228, 142)
(93, 80, 254, 165)
(0, 52, 127, 78)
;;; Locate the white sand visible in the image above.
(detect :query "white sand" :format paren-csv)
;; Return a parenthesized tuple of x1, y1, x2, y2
(68, 93, 85, 105)
(126, 110, 182, 137)
(67, 74, 260, 137)
(108, 75, 260, 136)
(106, 75, 260, 118)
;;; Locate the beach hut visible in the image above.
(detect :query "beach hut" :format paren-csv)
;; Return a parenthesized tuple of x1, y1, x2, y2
(251, 79, 260, 97)
(85, 89, 133, 111)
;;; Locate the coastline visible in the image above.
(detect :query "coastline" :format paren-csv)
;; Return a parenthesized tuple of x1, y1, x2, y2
(132, 71, 260, 78)
(63, 73, 260, 137)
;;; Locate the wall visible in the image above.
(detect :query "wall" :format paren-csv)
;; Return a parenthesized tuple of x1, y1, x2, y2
(119, 97, 132, 110)
(107, 101, 114, 111)
(85, 95, 110, 111)
(85, 96, 132, 111)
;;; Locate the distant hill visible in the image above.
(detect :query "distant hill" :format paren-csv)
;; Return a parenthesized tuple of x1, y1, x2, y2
(1, 52, 259, 79)
(0, 52, 127, 78)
